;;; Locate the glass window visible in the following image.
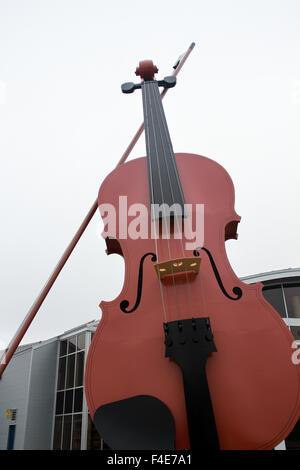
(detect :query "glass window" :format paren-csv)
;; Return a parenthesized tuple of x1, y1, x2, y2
(284, 284, 300, 319)
(77, 333, 85, 351)
(62, 415, 72, 450)
(74, 387, 83, 413)
(87, 415, 102, 450)
(290, 326, 300, 341)
(54, 332, 87, 450)
(59, 340, 67, 356)
(53, 416, 63, 450)
(66, 354, 75, 389)
(68, 337, 77, 354)
(75, 351, 84, 387)
(57, 356, 66, 390)
(262, 286, 286, 318)
(64, 389, 74, 414)
(72, 414, 82, 450)
(56, 391, 64, 415)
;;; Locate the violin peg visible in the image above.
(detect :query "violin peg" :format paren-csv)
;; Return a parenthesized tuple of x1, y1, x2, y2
(121, 82, 139, 94)
(158, 76, 177, 89)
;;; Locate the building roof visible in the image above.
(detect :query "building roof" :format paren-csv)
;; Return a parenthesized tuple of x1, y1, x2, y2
(241, 267, 300, 284)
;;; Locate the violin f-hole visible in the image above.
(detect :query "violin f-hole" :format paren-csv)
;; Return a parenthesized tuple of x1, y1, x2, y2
(120, 252, 157, 313)
(194, 247, 243, 301)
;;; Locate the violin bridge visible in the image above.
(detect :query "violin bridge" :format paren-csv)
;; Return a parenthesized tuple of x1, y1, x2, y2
(155, 257, 201, 280)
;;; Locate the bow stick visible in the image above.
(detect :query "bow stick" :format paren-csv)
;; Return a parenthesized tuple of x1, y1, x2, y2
(0, 42, 195, 378)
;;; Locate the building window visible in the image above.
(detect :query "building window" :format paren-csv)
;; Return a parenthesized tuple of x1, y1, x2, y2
(53, 333, 86, 450)
(86, 415, 109, 450)
(59, 340, 67, 356)
(72, 414, 82, 450)
(75, 351, 84, 387)
(53, 416, 63, 450)
(262, 286, 286, 318)
(283, 284, 300, 319)
(57, 356, 66, 390)
(290, 326, 300, 341)
(87, 415, 102, 450)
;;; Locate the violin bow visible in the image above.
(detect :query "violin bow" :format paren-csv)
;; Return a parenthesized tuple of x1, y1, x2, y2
(0, 42, 195, 378)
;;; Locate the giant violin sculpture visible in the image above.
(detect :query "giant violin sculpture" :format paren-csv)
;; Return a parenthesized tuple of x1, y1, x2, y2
(84, 60, 300, 450)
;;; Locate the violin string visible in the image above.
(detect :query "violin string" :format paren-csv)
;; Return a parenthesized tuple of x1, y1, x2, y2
(162, 130, 207, 317)
(152, 82, 194, 317)
(166, 147, 207, 316)
(153, 84, 208, 318)
(199, 271, 208, 317)
(145, 81, 182, 320)
(147, 81, 181, 320)
(142, 81, 168, 322)
(164, 142, 207, 317)
(151, 83, 192, 317)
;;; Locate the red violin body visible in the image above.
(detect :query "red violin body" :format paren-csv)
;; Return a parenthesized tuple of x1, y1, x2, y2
(85, 152, 300, 450)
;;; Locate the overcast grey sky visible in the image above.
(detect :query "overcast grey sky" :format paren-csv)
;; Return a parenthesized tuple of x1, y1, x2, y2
(0, 0, 300, 349)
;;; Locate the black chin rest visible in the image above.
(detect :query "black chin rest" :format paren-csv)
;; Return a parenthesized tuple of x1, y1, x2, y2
(93, 395, 175, 450)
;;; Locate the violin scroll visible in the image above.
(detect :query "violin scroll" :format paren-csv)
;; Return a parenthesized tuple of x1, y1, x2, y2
(135, 60, 158, 81)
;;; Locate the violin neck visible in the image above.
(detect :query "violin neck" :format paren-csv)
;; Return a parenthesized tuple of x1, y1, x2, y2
(141, 80, 185, 220)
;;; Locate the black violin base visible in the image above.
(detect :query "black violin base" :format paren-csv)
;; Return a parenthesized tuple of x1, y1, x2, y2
(93, 318, 220, 451)
(164, 317, 220, 450)
(93, 395, 175, 450)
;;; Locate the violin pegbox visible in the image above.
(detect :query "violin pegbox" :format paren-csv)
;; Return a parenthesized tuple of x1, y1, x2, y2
(121, 59, 176, 94)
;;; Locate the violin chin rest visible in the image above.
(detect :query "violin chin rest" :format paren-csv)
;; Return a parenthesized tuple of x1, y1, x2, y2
(93, 395, 175, 450)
